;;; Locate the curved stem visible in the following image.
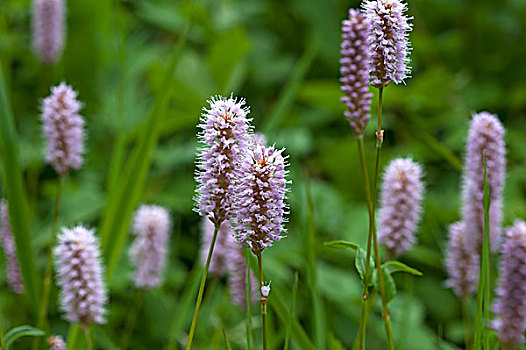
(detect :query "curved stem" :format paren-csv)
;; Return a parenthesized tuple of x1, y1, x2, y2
(120, 288, 146, 350)
(257, 253, 268, 350)
(33, 175, 63, 350)
(186, 221, 220, 349)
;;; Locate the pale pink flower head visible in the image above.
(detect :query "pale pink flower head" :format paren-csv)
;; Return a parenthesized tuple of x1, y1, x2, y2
(378, 158, 424, 256)
(130, 205, 171, 289)
(233, 144, 290, 255)
(362, 0, 413, 87)
(194, 95, 252, 224)
(54, 226, 107, 326)
(32, 0, 65, 64)
(41, 83, 85, 175)
(47, 335, 66, 350)
(492, 220, 526, 348)
(0, 199, 24, 294)
(444, 221, 479, 298)
(461, 111, 505, 251)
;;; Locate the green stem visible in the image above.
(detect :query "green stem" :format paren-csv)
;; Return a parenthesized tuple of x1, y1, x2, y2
(245, 251, 253, 350)
(186, 221, 220, 349)
(355, 136, 375, 350)
(461, 298, 472, 350)
(120, 289, 146, 350)
(83, 326, 92, 350)
(0, 317, 6, 350)
(371, 87, 394, 350)
(482, 154, 491, 350)
(33, 175, 63, 350)
(257, 254, 268, 350)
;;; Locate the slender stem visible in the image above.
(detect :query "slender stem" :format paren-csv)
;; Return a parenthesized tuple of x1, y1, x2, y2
(186, 221, 220, 350)
(257, 253, 268, 350)
(371, 86, 394, 350)
(461, 298, 472, 350)
(33, 175, 63, 350)
(0, 317, 6, 350)
(83, 326, 92, 350)
(120, 288, 146, 350)
(245, 251, 253, 350)
(355, 136, 375, 350)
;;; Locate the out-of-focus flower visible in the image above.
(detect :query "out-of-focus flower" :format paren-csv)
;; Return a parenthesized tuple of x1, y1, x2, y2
(461, 112, 505, 252)
(0, 199, 24, 294)
(378, 158, 424, 256)
(54, 226, 107, 326)
(41, 83, 85, 175)
(130, 205, 171, 289)
(492, 220, 526, 348)
(32, 0, 65, 64)
(47, 335, 66, 350)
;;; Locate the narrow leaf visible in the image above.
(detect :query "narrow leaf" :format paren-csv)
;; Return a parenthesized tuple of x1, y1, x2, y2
(324, 240, 359, 251)
(4, 326, 44, 349)
(383, 261, 423, 276)
(222, 329, 232, 350)
(374, 266, 396, 304)
(0, 64, 40, 314)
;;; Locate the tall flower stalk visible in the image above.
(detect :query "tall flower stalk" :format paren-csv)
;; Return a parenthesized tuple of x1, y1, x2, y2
(234, 144, 290, 350)
(0, 199, 24, 294)
(341, 0, 413, 348)
(34, 82, 85, 350)
(187, 95, 252, 349)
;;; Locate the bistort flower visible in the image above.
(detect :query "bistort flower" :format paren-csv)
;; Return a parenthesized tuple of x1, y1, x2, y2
(234, 144, 290, 255)
(47, 335, 66, 350)
(194, 95, 252, 224)
(130, 205, 171, 289)
(461, 112, 505, 251)
(32, 0, 65, 64)
(445, 221, 479, 298)
(227, 246, 259, 310)
(378, 158, 424, 256)
(492, 220, 526, 348)
(54, 226, 107, 326)
(340, 9, 373, 136)
(41, 83, 85, 175)
(0, 199, 24, 294)
(363, 0, 413, 87)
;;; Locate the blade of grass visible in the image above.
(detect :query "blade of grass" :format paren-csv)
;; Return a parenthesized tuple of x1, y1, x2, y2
(100, 9, 193, 281)
(284, 271, 299, 350)
(0, 62, 40, 315)
(305, 177, 326, 350)
(262, 38, 318, 133)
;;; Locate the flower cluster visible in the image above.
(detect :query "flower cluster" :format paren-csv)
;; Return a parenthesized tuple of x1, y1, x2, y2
(340, 9, 373, 136)
(445, 222, 479, 298)
(492, 220, 526, 348)
(362, 0, 413, 87)
(32, 0, 65, 64)
(194, 95, 252, 224)
(54, 226, 107, 326)
(461, 112, 505, 251)
(0, 199, 24, 294)
(227, 247, 259, 310)
(47, 335, 66, 350)
(378, 158, 424, 256)
(41, 83, 85, 175)
(234, 144, 290, 255)
(130, 205, 171, 289)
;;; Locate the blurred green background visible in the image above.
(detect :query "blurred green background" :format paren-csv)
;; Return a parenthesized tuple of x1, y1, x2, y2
(1, 0, 526, 348)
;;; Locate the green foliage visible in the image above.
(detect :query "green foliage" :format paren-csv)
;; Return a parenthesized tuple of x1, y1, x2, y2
(3, 325, 44, 349)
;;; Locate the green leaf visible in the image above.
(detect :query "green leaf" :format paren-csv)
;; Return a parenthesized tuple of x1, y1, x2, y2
(374, 266, 397, 304)
(383, 261, 423, 276)
(0, 65, 40, 314)
(4, 326, 44, 349)
(355, 248, 375, 286)
(324, 240, 359, 251)
(221, 329, 232, 350)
